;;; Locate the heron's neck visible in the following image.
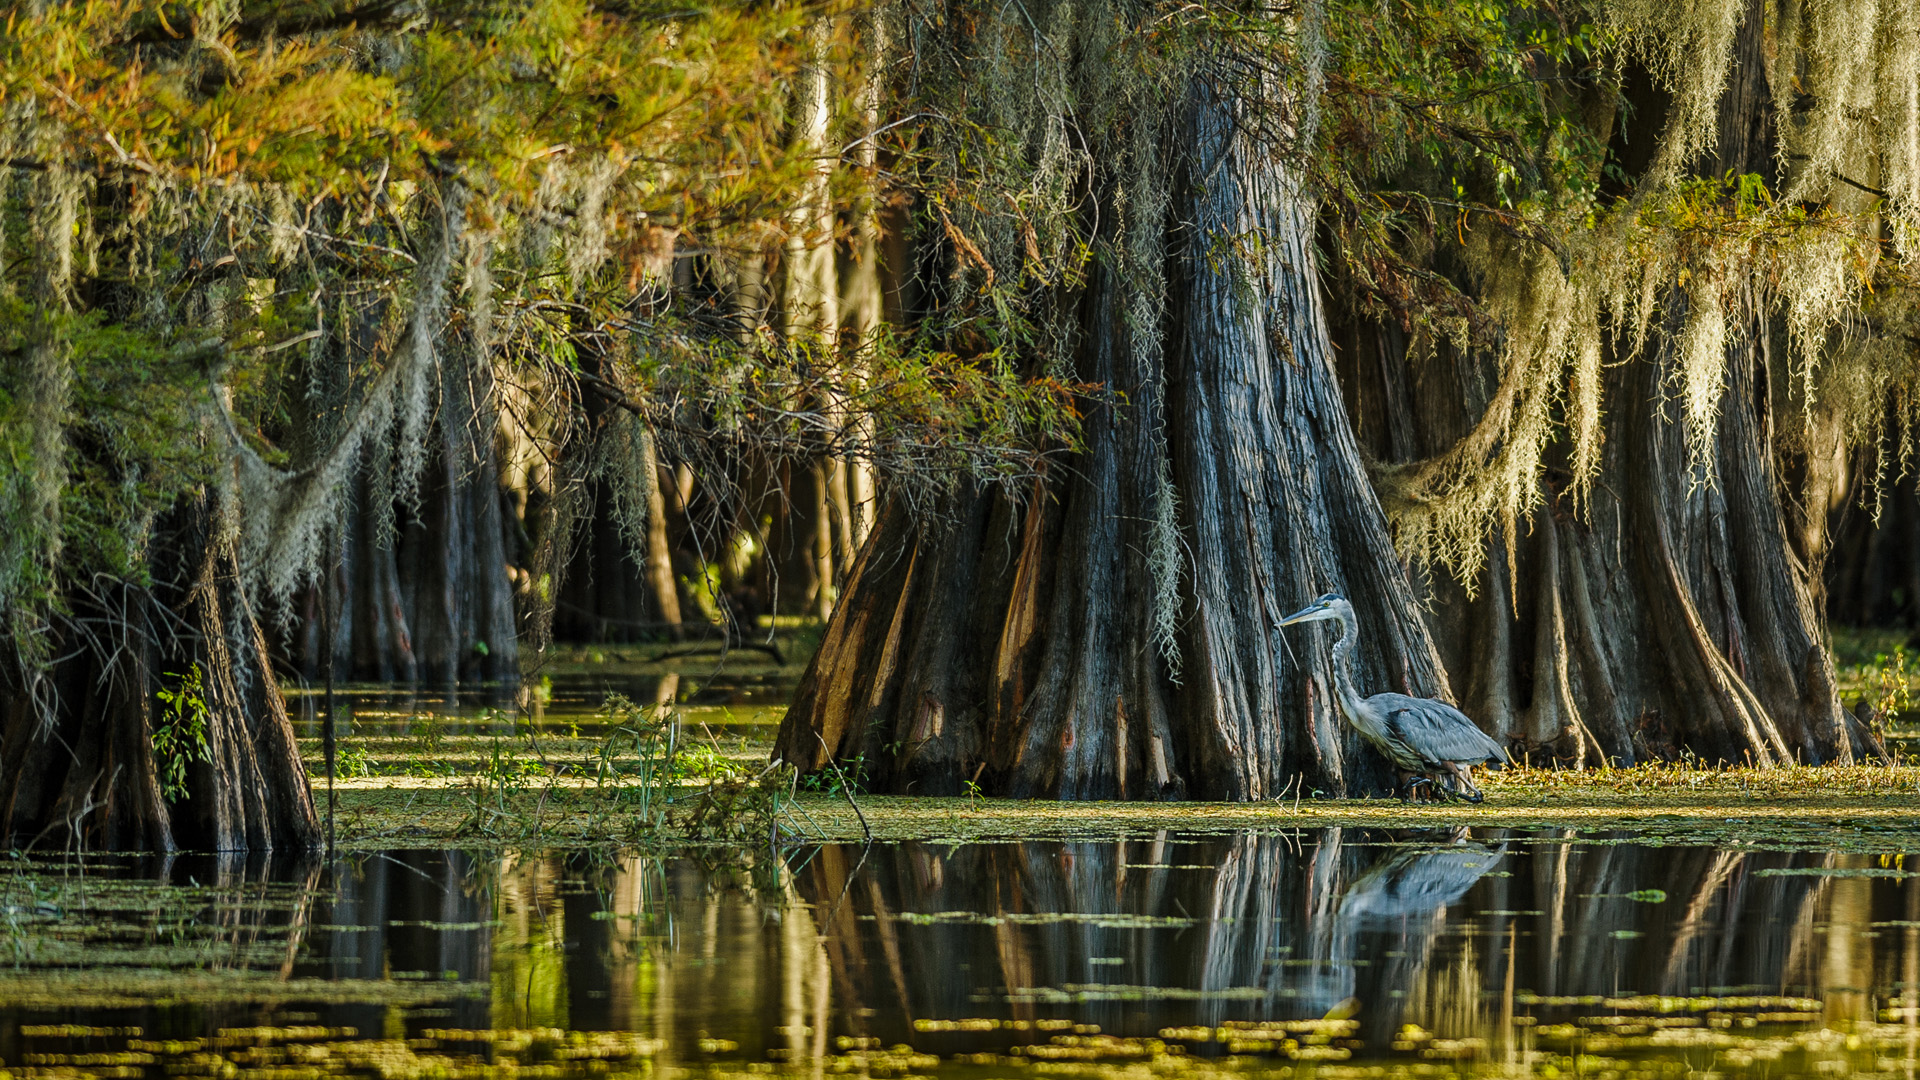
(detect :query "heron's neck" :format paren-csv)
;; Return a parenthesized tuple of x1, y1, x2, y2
(1328, 610, 1367, 721)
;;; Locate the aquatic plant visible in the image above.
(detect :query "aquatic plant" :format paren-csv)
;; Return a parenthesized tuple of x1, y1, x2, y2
(593, 694, 679, 828)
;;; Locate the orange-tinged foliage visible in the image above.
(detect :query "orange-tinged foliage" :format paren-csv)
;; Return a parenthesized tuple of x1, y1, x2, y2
(0, 0, 823, 223)
(0, 0, 1092, 644)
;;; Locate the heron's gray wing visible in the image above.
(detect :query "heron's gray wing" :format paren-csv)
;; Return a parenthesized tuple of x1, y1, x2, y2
(1368, 693, 1507, 766)
(1338, 843, 1505, 920)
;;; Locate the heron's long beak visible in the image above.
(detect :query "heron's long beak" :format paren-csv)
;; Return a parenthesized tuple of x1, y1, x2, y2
(1279, 605, 1331, 627)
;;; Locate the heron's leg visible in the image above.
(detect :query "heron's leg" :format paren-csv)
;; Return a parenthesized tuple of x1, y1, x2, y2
(1393, 770, 1419, 802)
(1406, 776, 1437, 803)
(1443, 762, 1485, 803)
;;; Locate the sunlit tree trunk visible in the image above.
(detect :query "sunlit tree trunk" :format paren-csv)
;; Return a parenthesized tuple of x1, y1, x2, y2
(809, 461, 838, 622)
(781, 16, 852, 619)
(777, 64, 1448, 798)
(838, 9, 889, 549)
(640, 426, 686, 640)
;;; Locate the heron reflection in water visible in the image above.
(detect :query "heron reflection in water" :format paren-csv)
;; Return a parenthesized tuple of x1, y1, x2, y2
(1280, 593, 1508, 801)
(1338, 833, 1507, 922)
(1297, 830, 1508, 1027)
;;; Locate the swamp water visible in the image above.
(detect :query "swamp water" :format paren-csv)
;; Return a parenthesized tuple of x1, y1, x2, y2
(286, 668, 793, 783)
(2, 828, 1918, 1080)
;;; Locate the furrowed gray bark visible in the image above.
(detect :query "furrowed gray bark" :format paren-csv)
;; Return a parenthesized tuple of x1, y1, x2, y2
(777, 65, 1449, 799)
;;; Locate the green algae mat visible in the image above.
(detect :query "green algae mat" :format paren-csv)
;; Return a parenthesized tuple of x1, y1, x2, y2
(317, 762, 1920, 850)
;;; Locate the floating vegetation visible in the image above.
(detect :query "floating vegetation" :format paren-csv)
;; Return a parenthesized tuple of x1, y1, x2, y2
(894, 911, 1200, 928)
(914, 1019, 1083, 1032)
(0, 853, 490, 1013)
(1753, 867, 1920, 878)
(0, 860, 316, 973)
(0, 972, 484, 1009)
(8, 830, 1920, 1080)
(314, 780, 1920, 851)
(1006, 985, 1281, 1003)
(0, 1025, 663, 1080)
(8, 1017, 1920, 1080)
(1511, 995, 1825, 1011)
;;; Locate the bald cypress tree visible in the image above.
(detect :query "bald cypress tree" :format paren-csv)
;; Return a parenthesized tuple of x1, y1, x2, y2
(1340, 0, 1913, 767)
(779, 0, 1920, 791)
(0, 0, 1009, 849)
(775, 1, 1449, 798)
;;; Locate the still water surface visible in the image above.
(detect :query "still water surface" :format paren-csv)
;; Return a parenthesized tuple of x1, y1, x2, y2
(289, 669, 791, 736)
(3, 828, 1918, 1079)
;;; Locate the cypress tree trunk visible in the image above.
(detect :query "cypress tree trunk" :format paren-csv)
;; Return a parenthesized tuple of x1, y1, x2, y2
(1585, 0, 1856, 765)
(1351, 305, 1865, 767)
(776, 68, 1448, 799)
(0, 488, 321, 852)
(552, 355, 695, 646)
(1826, 466, 1920, 630)
(409, 359, 520, 684)
(1355, 0, 1869, 767)
(1548, 299, 1852, 764)
(1349, 306, 1864, 767)
(297, 383, 521, 685)
(1614, 295, 1853, 764)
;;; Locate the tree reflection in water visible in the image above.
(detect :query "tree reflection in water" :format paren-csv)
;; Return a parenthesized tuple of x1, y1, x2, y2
(0, 827, 1908, 1071)
(785, 828, 1848, 1053)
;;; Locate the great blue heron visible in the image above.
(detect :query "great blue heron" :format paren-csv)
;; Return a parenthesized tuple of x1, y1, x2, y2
(1279, 592, 1507, 801)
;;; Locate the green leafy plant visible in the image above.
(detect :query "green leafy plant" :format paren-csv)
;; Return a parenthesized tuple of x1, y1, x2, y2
(336, 742, 374, 779)
(152, 665, 212, 803)
(801, 754, 870, 798)
(480, 738, 533, 791)
(1865, 649, 1915, 726)
(406, 711, 446, 755)
(457, 736, 544, 837)
(594, 694, 679, 829)
(675, 742, 745, 782)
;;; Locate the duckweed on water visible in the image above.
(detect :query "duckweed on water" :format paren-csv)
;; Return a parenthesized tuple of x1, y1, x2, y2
(1753, 867, 1920, 878)
(8, 1012, 1920, 1080)
(320, 781, 1920, 850)
(0, 973, 485, 1009)
(894, 911, 1201, 928)
(0, 855, 487, 1011)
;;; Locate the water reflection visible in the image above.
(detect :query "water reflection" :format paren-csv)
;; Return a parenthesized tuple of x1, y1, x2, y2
(3, 828, 1918, 1077)
(783, 831, 1847, 1047)
(288, 669, 791, 740)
